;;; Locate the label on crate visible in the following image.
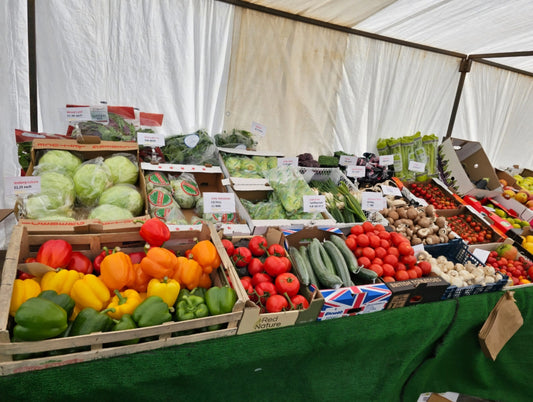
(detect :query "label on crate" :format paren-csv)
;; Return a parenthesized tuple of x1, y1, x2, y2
(339, 155, 357, 166)
(137, 132, 165, 147)
(303, 195, 327, 213)
(5, 176, 41, 196)
(203, 192, 236, 213)
(346, 165, 365, 178)
(251, 121, 266, 137)
(379, 155, 394, 166)
(277, 157, 298, 167)
(472, 248, 490, 264)
(408, 160, 426, 173)
(381, 185, 402, 197)
(361, 192, 386, 211)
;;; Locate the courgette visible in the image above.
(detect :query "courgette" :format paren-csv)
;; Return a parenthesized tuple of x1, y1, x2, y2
(308, 239, 343, 289)
(329, 235, 360, 274)
(323, 240, 352, 287)
(300, 246, 319, 287)
(289, 246, 310, 286)
(315, 239, 336, 275)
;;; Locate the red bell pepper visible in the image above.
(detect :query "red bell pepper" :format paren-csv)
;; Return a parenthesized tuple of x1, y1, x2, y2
(36, 239, 73, 269)
(93, 247, 113, 275)
(139, 217, 170, 247)
(129, 251, 147, 265)
(67, 251, 94, 274)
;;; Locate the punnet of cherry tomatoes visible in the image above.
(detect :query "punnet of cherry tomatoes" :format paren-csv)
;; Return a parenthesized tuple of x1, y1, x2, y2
(407, 181, 460, 210)
(445, 213, 495, 244)
(221, 235, 310, 313)
(346, 221, 432, 282)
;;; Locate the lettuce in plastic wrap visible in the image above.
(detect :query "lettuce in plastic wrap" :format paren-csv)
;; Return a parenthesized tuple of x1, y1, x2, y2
(23, 171, 76, 219)
(73, 157, 113, 207)
(104, 154, 139, 185)
(88, 204, 134, 222)
(146, 187, 188, 224)
(145, 171, 171, 192)
(99, 184, 144, 216)
(170, 173, 201, 209)
(37, 150, 82, 176)
(263, 166, 316, 215)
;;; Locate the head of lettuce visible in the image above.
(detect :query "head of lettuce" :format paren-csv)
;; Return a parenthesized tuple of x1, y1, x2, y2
(73, 158, 113, 207)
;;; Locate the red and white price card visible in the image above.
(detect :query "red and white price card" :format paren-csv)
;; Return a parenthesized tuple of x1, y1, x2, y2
(203, 192, 236, 214)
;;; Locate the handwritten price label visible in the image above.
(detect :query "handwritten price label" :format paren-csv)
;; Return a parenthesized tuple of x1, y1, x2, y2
(5, 176, 41, 196)
(203, 192, 236, 214)
(277, 157, 298, 167)
(339, 155, 358, 166)
(303, 195, 326, 213)
(137, 132, 165, 147)
(346, 165, 366, 178)
(379, 155, 394, 166)
(408, 160, 426, 173)
(361, 192, 386, 211)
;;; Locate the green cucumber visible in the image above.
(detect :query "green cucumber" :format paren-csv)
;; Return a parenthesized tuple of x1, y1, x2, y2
(315, 239, 336, 275)
(308, 239, 343, 289)
(323, 240, 352, 287)
(355, 267, 378, 283)
(329, 235, 360, 274)
(289, 246, 310, 286)
(300, 246, 319, 287)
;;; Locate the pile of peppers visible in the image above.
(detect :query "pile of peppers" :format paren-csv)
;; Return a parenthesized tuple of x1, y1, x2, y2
(10, 217, 238, 346)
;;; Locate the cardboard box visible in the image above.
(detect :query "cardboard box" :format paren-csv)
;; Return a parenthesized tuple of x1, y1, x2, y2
(384, 274, 450, 309)
(437, 137, 502, 198)
(0, 223, 246, 376)
(17, 138, 149, 234)
(402, 177, 464, 209)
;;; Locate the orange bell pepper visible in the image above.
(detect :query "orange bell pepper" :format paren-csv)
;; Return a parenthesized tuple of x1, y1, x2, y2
(190, 240, 221, 274)
(140, 247, 178, 279)
(10, 278, 41, 317)
(100, 250, 134, 291)
(198, 271, 212, 289)
(130, 262, 152, 293)
(106, 289, 143, 320)
(40, 268, 84, 295)
(147, 277, 181, 307)
(174, 256, 203, 290)
(70, 274, 111, 313)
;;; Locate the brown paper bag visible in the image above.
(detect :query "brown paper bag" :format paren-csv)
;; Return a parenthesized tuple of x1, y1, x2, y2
(479, 291, 523, 361)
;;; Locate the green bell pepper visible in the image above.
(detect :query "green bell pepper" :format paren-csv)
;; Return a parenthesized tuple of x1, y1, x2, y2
(176, 295, 209, 321)
(38, 290, 75, 319)
(70, 307, 115, 337)
(132, 295, 172, 327)
(13, 297, 68, 341)
(205, 286, 237, 316)
(111, 314, 139, 346)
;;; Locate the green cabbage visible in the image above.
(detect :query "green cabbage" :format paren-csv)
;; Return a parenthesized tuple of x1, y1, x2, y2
(104, 154, 139, 184)
(24, 171, 76, 218)
(37, 150, 82, 176)
(73, 158, 112, 207)
(99, 184, 144, 216)
(88, 204, 133, 222)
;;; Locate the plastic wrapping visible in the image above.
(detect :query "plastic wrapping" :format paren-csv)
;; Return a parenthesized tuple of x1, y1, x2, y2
(98, 183, 144, 216)
(72, 157, 113, 207)
(160, 130, 219, 166)
(169, 172, 201, 209)
(146, 187, 187, 225)
(103, 153, 139, 185)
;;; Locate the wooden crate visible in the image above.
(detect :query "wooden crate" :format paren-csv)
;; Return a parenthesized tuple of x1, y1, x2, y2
(0, 223, 245, 375)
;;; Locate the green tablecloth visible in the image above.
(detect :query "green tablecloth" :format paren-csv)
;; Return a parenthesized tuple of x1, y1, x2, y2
(1, 286, 531, 401)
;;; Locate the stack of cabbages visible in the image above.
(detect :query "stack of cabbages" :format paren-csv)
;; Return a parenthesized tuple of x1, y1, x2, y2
(22, 150, 144, 222)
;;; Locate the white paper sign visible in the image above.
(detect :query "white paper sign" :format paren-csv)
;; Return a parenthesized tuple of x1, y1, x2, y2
(346, 165, 366, 178)
(137, 132, 165, 147)
(408, 160, 426, 173)
(361, 192, 386, 211)
(5, 176, 41, 196)
(203, 192, 236, 214)
(339, 155, 358, 166)
(379, 155, 394, 166)
(251, 121, 266, 137)
(277, 157, 298, 167)
(381, 185, 402, 197)
(303, 195, 327, 213)
(472, 248, 490, 264)
(412, 244, 425, 255)
(65, 107, 91, 122)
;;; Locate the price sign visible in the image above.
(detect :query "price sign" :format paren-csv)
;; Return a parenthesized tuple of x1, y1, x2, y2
(346, 165, 366, 178)
(412, 244, 425, 255)
(339, 155, 358, 166)
(408, 160, 426, 173)
(277, 157, 298, 167)
(379, 155, 394, 166)
(203, 192, 236, 214)
(65, 107, 91, 122)
(381, 185, 402, 197)
(5, 176, 41, 196)
(137, 132, 165, 147)
(361, 192, 386, 211)
(303, 195, 327, 213)
(472, 248, 490, 264)
(251, 121, 266, 137)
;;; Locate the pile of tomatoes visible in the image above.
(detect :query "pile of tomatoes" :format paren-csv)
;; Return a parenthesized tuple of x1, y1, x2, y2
(345, 221, 432, 282)
(408, 182, 458, 209)
(220, 235, 309, 313)
(445, 213, 494, 243)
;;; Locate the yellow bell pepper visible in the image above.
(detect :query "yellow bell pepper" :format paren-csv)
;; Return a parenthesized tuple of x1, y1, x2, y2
(9, 278, 41, 317)
(147, 277, 180, 307)
(41, 269, 84, 295)
(106, 289, 143, 319)
(70, 274, 111, 313)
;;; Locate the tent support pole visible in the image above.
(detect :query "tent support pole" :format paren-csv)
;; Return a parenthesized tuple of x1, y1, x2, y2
(28, 0, 38, 132)
(445, 58, 471, 139)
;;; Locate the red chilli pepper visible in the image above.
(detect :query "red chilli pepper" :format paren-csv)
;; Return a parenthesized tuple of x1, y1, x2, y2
(36, 239, 73, 269)
(67, 251, 94, 275)
(139, 218, 171, 247)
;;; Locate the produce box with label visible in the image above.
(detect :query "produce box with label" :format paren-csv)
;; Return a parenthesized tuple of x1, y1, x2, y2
(15, 138, 148, 234)
(0, 222, 245, 375)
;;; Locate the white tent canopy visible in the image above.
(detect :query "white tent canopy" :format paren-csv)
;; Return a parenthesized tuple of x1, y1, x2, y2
(1, 0, 533, 247)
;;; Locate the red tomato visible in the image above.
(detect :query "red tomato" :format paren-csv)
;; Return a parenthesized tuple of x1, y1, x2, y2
(395, 270, 409, 281)
(290, 294, 309, 310)
(265, 294, 289, 313)
(383, 254, 398, 267)
(356, 234, 370, 247)
(275, 272, 300, 297)
(350, 225, 364, 235)
(382, 276, 395, 283)
(247, 258, 265, 276)
(264, 255, 288, 277)
(418, 261, 432, 275)
(398, 242, 414, 256)
(382, 263, 395, 277)
(345, 236, 357, 251)
(240, 276, 253, 293)
(391, 232, 408, 247)
(374, 224, 386, 232)
(388, 247, 400, 258)
(362, 247, 376, 260)
(380, 239, 391, 249)
(369, 264, 383, 277)
(396, 262, 407, 271)
(401, 254, 417, 268)
(267, 244, 286, 257)
(255, 281, 278, 305)
(232, 247, 253, 267)
(372, 258, 384, 267)
(406, 269, 418, 279)
(374, 247, 387, 259)
(248, 235, 268, 257)
(362, 221, 375, 233)
(280, 256, 292, 273)
(368, 234, 381, 249)
(354, 247, 364, 258)
(357, 256, 372, 268)
(377, 231, 391, 240)
(221, 239, 235, 257)
(251, 272, 273, 287)
(413, 266, 423, 278)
